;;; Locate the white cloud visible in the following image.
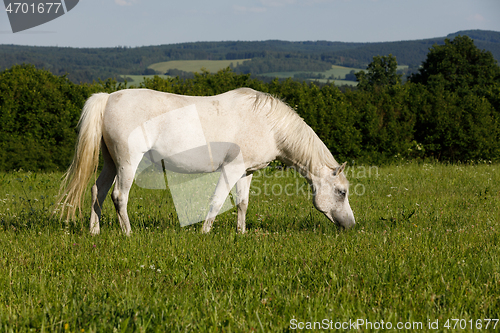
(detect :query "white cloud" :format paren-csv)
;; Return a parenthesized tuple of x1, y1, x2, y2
(115, 0, 137, 6)
(467, 13, 486, 22)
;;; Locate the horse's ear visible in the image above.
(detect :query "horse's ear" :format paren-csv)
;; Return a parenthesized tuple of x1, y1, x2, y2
(333, 162, 347, 176)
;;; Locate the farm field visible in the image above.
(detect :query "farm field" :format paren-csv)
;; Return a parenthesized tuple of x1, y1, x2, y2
(261, 65, 409, 85)
(148, 59, 251, 74)
(138, 60, 365, 86)
(260, 64, 363, 85)
(121, 60, 251, 85)
(236, 63, 364, 86)
(120, 74, 171, 85)
(0, 163, 499, 331)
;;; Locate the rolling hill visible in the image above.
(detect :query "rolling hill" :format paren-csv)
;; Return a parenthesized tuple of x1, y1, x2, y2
(1, 30, 499, 84)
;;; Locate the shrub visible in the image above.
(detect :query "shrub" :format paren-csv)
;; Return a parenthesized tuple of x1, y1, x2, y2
(0, 64, 90, 171)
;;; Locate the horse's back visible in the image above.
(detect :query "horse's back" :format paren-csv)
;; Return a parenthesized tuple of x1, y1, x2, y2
(105, 88, 256, 123)
(101, 88, 279, 170)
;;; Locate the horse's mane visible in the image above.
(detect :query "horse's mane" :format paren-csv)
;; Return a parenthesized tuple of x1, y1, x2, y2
(234, 88, 339, 172)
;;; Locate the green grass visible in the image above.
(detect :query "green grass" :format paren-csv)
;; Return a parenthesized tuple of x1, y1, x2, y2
(121, 60, 250, 84)
(324, 65, 364, 79)
(138, 61, 361, 86)
(148, 60, 251, 74)
(260, 65, 363, 86)
(120, 74, 171, 85)
(1, 163, 499, 332)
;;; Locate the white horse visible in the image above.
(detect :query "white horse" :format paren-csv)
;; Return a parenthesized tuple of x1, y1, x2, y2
(58, 88, 355, 235)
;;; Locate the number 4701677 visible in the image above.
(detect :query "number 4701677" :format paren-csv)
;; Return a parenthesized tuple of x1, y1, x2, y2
(5, 2, 62, 14)
(444, 319, 498, 330)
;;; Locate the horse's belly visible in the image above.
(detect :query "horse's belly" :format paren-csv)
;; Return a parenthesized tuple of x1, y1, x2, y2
(152, 142, 241, 174)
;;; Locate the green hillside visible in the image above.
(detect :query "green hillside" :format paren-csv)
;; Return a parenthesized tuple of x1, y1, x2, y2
(149, 59, 250, 74)
(1, 30, 499, 83)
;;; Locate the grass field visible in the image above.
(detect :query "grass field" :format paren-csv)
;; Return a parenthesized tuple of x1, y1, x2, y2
(316, 65, 363, 81)
(148, 60, 251, 74)
(137, 61, 363, 86)
(1, 162, 499, 332)
(120, 75, 171, 85)
(231, 64, 364, 86)
(121, 60, 251, 85)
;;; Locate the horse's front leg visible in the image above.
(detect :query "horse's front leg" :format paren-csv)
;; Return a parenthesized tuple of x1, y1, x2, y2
(235, 173, 253, 234)
(201, 157, 245, 234)
(201, 171, 238, 233)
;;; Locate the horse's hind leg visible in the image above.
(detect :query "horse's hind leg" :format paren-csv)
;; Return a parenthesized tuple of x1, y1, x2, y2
(111, 163, 137, 236)
(90, 142, 116, 235)
(111, 149, 144, 236)
(235, 173, 253, 234)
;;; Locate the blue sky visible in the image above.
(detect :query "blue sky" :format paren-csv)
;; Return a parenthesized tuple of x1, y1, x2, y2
(1, 0, 499, 48)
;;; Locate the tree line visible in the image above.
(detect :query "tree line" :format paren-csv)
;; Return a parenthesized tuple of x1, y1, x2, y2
(1, 30, 499, 83)
(0, 35, 499, 171)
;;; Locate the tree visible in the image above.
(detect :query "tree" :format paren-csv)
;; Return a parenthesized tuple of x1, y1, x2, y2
(345, 70, 357, 81)
(355, 54, 402, 91)
(0, 64, 91, 171)
(409, 35, 500, 160)
(410, 35, 500, 96)
(142, 68, 157, 75)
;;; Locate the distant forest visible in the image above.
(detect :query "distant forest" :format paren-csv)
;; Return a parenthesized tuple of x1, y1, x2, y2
(1, 30, 499, 84)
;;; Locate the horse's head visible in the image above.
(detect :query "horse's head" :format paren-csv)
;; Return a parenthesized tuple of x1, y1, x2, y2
(312, 162, 355, 229)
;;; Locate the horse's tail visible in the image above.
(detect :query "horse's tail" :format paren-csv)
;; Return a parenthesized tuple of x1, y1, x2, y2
(57, 92, 110, 220)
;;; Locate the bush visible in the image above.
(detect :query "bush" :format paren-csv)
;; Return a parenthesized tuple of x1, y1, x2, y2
(409, 79, 499, 160)
(0, 65, 91, 171)
(1, 59, 499, 172)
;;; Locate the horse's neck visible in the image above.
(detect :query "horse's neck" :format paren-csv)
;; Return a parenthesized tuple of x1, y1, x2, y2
(277, 155, 316, 185)
(275, 138, 334, 185)
(264, 96, 333, 183)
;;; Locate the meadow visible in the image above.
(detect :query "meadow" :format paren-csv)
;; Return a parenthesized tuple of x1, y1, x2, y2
(149, 60, 251, 75)
(124, 61, 365, 86)
(120, 75, 171, 85)
(0, 162, 499, 332)
(121, 60, 250, 85)
(259, 65, 364, 86)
